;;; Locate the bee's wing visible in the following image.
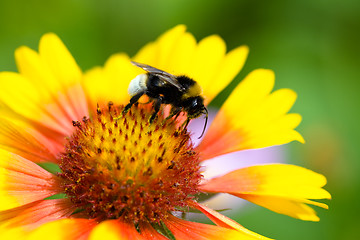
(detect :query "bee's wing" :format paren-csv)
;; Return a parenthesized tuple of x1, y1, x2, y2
(131, 61, 185, 91)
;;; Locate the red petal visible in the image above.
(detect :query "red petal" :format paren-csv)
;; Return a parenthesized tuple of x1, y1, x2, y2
(164, 215, 269, 240)
(0, 150, 61, 210)
(190, 201, 271, 239)
(139, 222, 168, 240)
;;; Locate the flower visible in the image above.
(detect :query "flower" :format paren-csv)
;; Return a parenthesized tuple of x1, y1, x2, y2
(0, 25, 330, 239)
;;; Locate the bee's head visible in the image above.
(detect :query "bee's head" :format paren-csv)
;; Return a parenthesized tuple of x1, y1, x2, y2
(186, 96, 205, 119)
(184, 97, 208, 139)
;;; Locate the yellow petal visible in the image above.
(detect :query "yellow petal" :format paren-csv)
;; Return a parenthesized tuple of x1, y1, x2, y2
(222, 68, 275, 114)
(154, 24, 187, 68)
(250, 113, 303, 136)
(132, 42, 157, 66)
(0, 72, 54, 129)
(27, 219, 96, 240)
(164, 32, 197, 76)
(0, 226, 27, 240)
(104, 54, 139, 102)
(89, 220, 144, 240)
(242, 129, 305, 150)
(39, 33, 82, 87)
(188, 35, 226, 102)
(200, 164, 331, 221)
(15, 46, 59, 99)
(204, 45, 249, 104)
(83, 53, 138, 108)
(242, 195, 322, 221)
(233, 88, 298, 129)
(134, 25, 188, 68)
(83, 67, 107, 107)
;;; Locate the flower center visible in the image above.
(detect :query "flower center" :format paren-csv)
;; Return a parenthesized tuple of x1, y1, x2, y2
(59, 104, 202, 223)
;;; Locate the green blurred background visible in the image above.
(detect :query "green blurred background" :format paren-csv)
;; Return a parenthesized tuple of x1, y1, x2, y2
(0, 0, 358, 239)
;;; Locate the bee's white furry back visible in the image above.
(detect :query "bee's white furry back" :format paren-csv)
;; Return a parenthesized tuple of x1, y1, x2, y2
(128, 74, 147, 96)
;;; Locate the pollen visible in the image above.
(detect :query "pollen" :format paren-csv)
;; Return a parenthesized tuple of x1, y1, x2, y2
(59, 104, 202, 223)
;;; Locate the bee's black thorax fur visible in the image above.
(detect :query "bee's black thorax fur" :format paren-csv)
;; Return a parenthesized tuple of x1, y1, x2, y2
(145, 74, 204, 118)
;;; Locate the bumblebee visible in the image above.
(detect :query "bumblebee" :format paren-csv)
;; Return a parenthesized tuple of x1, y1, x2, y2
(123, 61, 208, 138)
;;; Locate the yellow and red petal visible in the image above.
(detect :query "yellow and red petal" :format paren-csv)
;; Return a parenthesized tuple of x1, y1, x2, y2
(27, 218, 96, 240)
(191, 201, 271, 239)
(0, 33, 88, 137)
(0, 72, 68, 135)
(164, 215, 270, 240)
(190, 202, 264, 237)
(196, 69, 304, 160)
(88, 220, 145, 240)
(199, 164, 331, 221)
(0, 117, 60, 163)
(0, 199, 74, 229)
(0, 149, 60, 210)
(39, 33, 88, 122)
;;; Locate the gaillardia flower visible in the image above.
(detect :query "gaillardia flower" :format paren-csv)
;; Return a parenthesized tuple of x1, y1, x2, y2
(0, 25, 330, 239)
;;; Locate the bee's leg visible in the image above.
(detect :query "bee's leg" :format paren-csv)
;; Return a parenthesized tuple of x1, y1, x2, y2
(123, 92, 144, 114)
(163, 107, 181, 125)
(173, 111, 182, 121)
(180, 118, 191, 132)
(149, 96, 163, 123)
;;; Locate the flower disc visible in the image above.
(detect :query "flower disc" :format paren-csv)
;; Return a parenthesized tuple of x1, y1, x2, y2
(59, 104, 202, 223)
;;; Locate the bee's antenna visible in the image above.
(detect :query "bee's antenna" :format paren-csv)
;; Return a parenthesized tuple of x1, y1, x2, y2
(198, 107, 208, 139)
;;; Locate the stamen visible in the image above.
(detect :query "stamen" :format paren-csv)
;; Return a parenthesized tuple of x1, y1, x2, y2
(59, 104, 202, 223)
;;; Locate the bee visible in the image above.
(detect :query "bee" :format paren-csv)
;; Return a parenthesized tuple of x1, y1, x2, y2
(123, 61, 209, 138)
